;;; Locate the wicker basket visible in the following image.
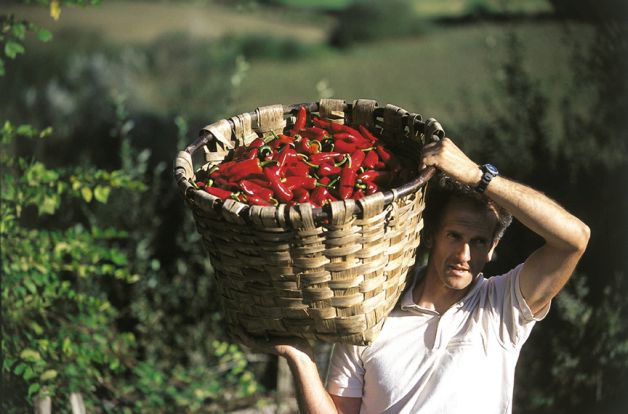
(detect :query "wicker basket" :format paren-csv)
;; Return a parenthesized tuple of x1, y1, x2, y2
(174, 98, 444, 345)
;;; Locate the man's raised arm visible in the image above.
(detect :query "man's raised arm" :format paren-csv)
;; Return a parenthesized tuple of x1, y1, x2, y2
(422, 138, 590, 315)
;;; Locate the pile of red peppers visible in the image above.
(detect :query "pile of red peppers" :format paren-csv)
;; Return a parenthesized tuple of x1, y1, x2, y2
(195, 106, 416, 208)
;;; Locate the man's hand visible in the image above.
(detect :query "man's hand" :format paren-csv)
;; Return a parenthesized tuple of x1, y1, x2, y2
(230, 326, 314, 360)
(421, 137, 482, 186)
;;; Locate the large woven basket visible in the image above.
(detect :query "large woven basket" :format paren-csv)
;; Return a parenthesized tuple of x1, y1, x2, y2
(174, 98, 444, 345)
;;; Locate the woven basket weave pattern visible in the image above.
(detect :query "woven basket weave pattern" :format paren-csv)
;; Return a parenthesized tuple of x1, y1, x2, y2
(175, 99, 441, 345)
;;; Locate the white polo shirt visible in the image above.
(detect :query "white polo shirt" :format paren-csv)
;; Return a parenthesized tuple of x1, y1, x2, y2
(326, 264, 549, 414)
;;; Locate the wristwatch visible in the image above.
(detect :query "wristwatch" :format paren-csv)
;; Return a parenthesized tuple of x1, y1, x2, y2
(476, 164, 499, 193)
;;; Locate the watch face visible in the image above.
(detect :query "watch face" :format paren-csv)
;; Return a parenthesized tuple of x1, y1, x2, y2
(484, 164, 499, 175)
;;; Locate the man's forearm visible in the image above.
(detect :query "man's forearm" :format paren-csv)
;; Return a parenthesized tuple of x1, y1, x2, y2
(485, 176, 590, 252)
(284, 349, 338, 414)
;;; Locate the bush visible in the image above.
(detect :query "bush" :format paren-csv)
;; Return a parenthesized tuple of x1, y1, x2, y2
(329, 0, 429, 48)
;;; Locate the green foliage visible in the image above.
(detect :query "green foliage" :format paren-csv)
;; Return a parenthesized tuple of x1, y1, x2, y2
(329, 0, 430, 48)
(1, 121, 141, 412)
(0, 14, 52, 76)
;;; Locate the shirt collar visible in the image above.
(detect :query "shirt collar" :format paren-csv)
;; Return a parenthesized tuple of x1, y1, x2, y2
(400, 266, 485, 313)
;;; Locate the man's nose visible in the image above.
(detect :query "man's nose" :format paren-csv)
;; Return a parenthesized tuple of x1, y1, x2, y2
(455, 242, 471, 262)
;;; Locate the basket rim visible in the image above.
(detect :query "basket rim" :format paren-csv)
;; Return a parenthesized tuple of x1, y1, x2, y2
(174, 99, 444, 223)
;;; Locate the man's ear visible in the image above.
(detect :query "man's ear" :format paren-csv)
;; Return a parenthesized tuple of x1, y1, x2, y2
(487, 238, 500, 262)
(424, 233, 433, 249)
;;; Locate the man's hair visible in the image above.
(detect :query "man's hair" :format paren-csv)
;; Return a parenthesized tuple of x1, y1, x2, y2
(421, 173, 513, 243)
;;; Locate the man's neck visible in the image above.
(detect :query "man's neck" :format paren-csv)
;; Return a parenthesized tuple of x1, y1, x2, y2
(412, 268, 474, 314)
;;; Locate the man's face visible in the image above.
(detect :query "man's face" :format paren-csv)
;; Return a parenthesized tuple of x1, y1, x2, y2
(426, 198, 499, 291)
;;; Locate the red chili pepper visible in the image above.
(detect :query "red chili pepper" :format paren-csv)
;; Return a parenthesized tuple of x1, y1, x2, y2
(296, 137, 321, 155)
(365, 180, 378, 195)
(349, 150, 366, 171)
(375, 145, 393, 164)
(299, 127, 328, 141)
(310, 186, 336, 207)
(225, 158, 264, 182)
(284, 161, 310, 177)
(246, 147, 259, 160)
(248, 137, 265, 149)
(309, 152, 343, 164)
(247, 194, 273, 206)
(318, 163, 341, 177)
(359, 170, 392, 186)
(239, 180, 274, 202)
(333, 139, 357, 154)
(274, 147, 299, 171)
(362, 149, 379, 169)
(284, 176, 317, 191)
(358, 125, 378, 144)
(292, 105, 307, 133)
(215, 177, 239, 190)
(333, 132, 370, 149)
(264, 166, 293, 203)
(293, 187, 311, 204)
(195, 181, 206, 189)
(204, 186, 232, 200)
(353, 188, 365, 199)
(338, 166, 357, 199)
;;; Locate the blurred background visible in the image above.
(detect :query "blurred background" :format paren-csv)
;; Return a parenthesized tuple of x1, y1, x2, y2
(1, 0, 627, 413)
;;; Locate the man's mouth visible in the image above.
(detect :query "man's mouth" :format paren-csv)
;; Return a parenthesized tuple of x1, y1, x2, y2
(448, 265, 470, 275)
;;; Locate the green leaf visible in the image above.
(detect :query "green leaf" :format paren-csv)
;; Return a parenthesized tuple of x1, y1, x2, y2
(11, 23, 26, 39)
(37, 29, 53, 42)
(81, 187, 93, 203)
(0, 59, 5, 77)
(94, 185, 111, 203)
(5, 41, 25, 59)
(20, 349, 41, 362)
(40, 369, 58, 381)
(27, 383, 41, 397)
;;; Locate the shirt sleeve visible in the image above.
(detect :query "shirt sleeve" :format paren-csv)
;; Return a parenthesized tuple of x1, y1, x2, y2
(325, 342, 365, 398)
(486, 263, 551, 348)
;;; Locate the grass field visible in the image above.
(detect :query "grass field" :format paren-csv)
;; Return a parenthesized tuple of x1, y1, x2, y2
(5, 1, 585, 137)
(232, 21, 585, 135)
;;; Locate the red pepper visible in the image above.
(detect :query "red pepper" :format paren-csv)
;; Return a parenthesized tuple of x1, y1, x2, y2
(318, 163, 341, 177)
(310, 186, 336, 207)
(284, 176, 317, 191)
(271, 134, 295, 150)
(358, 125, 378, 144)
(274, 147, 299, 171)
(248, 137, 265, 149)
(365, 180, 378, 195)
(333, 132, 371, 149)
(359, 170, 392, 186)
(204, 186, 232, 200)
(333, 139, 357, 154)
(291, 105, 307, 134)
(296, 137, 321, 155)
(247, 194, 273, 206)
(284, 161, 310, 177)
(353, 188, 365, 199)
(246, 147, 259, 160)
(239, 180, 274, 202)
(375, 145, 393, 164)
(225, 158, 264, 182)
(293, 187, 311, 204)
(299, 126, 328, 141)
(362, 149, 379, 169)
(264, 165, 293, 203)
(349, 150, 366, 171)
(338, 166, 357, 199)
(309, 152, 343, 164)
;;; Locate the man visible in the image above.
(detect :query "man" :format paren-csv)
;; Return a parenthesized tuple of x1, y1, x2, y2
(235, 137, 590, 413)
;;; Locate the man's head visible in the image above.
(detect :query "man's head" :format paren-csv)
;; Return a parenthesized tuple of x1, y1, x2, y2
(421, 174, 513, 290)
